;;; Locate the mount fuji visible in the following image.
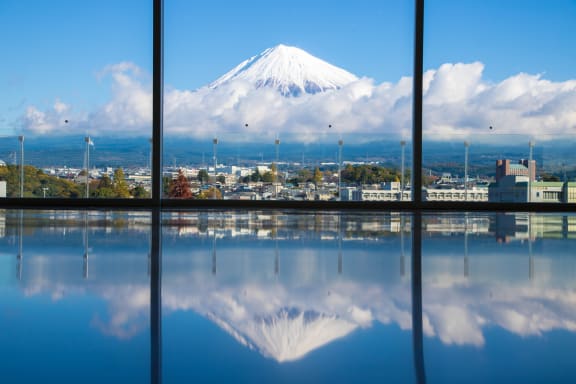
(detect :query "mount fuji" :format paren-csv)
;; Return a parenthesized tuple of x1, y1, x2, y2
(208, 44, 359, 96)
(207, 307, 358, 363)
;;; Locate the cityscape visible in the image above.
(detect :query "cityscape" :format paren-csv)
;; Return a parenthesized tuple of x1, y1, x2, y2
(1, 133, 575, 203)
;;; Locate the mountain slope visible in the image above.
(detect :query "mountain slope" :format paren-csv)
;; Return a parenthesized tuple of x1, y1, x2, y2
(207, 307, 358, 362)
(208, 44, 358, 96)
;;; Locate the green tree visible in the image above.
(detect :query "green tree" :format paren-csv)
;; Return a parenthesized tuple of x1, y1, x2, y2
(131, 185, 150, 198)
(261, 171, 274, 182)
(113, 168, 131, 198)
(250, 168, 262, 182)
(198, 186, 222, 199)
(0, 164, 81, 198)
(216, 175, 226, 184)
(168, 169, 193, 198)
(93, 174, 115, 197)
(162, 176, 172, 197)
(313, 167, 323, 186)
(197, 169, 210, 183)
(341, 164, 401, 185)
(298, 169, 313, 183)
(271, 162, 278, 182)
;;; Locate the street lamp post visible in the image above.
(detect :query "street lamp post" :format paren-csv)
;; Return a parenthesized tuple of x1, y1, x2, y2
(213, 137, 218, 178)
(18, 135, 24, 198)
(84, 136, 92, 198)
(275, 137, 280, 199)
(528, 140, 535, 203)
(400, 140, 406, 201)
(338, 137, 343, 202)
(464, 141, 470, 201)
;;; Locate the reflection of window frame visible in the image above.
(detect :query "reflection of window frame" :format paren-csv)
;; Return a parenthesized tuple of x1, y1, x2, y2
(2, 0, 574, 212)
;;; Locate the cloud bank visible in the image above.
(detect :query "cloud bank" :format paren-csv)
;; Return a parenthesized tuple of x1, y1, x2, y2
(21, 266, 576, 357)
(18, 61, 576, 142)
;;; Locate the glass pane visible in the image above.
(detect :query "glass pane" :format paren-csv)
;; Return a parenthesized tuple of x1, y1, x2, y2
(0, 210, 152, 382)
(423, 1, 576, 203)
(422, 212, 576, 382)
(164, 0, 414, 202)
(162, 211, 414, 381)
(0, 1, 152, 198)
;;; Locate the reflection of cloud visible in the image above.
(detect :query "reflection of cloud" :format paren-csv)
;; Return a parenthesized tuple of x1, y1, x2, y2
(422, 281, 576, 348)
(20, 268, 576, 356)
(15, 243, 576, 357)
(91, 285, 150, 340)
(162, 279, 411, 362)
(18, 61, 576, 141)
(23, 280, 150, 341)
(425, 305, 486, 346)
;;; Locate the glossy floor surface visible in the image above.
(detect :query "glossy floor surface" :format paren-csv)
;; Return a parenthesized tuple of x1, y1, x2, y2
(1, 210, 575, 383)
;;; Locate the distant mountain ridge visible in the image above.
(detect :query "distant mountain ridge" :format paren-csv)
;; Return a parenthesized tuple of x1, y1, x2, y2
(208, 44, 359, 96)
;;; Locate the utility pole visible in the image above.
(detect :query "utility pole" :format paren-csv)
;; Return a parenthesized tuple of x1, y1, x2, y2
(18, 135, 24, 197)
(401, 140, 406, 201)
(528, 140, 535, 203)
(275, 136, 280, 199)
(464, 141, 470, 201)
(213, 137, 218, 178)
(84, 136, 92, 198)
(338, 138, 343, 202)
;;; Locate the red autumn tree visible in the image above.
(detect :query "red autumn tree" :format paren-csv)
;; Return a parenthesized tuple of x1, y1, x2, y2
(168, 169, 193, 199)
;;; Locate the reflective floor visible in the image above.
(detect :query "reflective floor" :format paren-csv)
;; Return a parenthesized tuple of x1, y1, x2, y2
(1, 210, 575, 383)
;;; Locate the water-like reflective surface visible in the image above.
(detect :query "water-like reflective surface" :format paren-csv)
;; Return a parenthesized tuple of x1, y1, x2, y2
(1, 210, 575, 383)
(0, 211, 152, 383)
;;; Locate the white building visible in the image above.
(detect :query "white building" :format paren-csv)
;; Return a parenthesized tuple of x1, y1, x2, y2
(341, 182, 411, 201)
(424, 187, 488, 202)
(488, 175, 574, 203)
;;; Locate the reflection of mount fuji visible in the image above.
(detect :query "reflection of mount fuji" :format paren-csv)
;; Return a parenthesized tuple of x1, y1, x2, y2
(208, 307, 357, 362)
(4, 210, 576, 363)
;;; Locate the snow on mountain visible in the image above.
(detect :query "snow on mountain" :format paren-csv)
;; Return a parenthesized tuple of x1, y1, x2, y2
(207, 307, 358, 363)
(208, 44, 359, 96)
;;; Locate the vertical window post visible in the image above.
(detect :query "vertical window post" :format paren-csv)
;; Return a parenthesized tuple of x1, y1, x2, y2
(412, 0, 424, 205)
(151, 4, 163, 384)
(152, 0, 164, 204)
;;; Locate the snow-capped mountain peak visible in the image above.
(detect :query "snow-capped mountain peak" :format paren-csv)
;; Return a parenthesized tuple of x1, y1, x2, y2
(208, 44, 359, 96)
(208, 307, 357, 362)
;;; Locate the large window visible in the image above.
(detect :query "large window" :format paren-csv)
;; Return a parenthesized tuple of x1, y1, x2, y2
(1, 0, 575, 208)
(163, 0, 414, 202)
(0, 0, 152, 199)
(423, 0, 576, 204)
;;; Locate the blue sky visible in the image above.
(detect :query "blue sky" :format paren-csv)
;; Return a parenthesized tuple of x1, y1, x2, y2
(1, 0, 575, 138)
(425, 0, 576, 82)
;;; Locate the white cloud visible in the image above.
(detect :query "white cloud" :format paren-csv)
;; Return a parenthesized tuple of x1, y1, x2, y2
(17, 61, 576, 142)
(425, 305, 486, 346)
(425, 62, 486, 105)
(17, 252, 576, 355)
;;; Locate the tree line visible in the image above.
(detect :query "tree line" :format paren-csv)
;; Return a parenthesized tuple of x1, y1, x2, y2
(0, 165, 149, 198)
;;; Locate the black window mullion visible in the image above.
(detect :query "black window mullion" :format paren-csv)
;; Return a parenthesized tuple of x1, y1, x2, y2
(412, 0, 424, 205)
(152, 0, 164, 205)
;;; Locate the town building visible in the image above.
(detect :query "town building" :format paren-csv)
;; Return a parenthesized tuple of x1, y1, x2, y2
(496, 159, 535, 181)
(490, 158, 576, 203)
(341, 182, 410, 201)
(424, 187, 488, 201)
